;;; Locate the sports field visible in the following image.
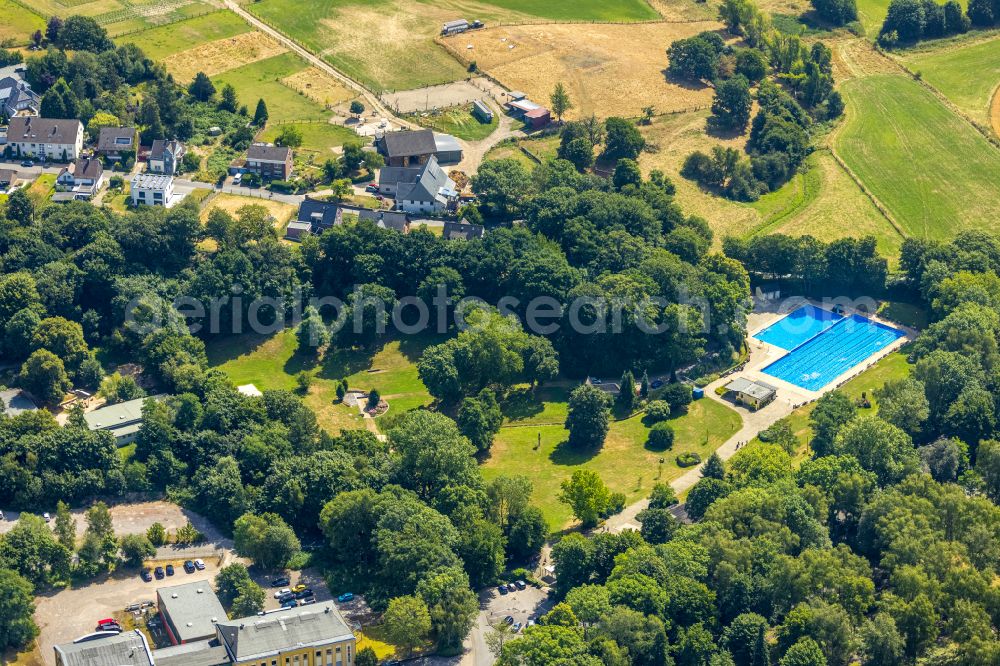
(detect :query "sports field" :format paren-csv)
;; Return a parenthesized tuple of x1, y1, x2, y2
(483, 388, 742, 530)
(246, 0, 661, 92)
(115, 10, 251, 61)
(903, 34, 1000, 129)
(836, 73, 1000, 240)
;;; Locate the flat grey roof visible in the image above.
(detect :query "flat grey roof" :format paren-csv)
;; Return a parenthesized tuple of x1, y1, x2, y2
(157, 580, 228, 644)
(83, 397, 147, 432)
(1, 388, 37, 416)
(216, 605, 354, 661)
(153, 639, 229, 666)
(131, 173, 173, 190)
(725, 377, 777, 400)
(54, 630, 154, 666)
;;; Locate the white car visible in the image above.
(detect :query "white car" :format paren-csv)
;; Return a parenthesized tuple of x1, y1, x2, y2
(193, 558, 205, 570)
(43, 512, 51, 522)
(274, 588, 291, 599)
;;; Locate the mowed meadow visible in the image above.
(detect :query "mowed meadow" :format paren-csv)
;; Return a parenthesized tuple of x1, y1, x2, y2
(835, 73, 1000, 239)
(243, 0, 661, 91)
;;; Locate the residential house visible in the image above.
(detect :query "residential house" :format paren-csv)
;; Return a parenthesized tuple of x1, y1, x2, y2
(391, 155, 458, 214)
(245, 143, 292, 180)
(443, 218, 485, 240)
(157, 581, 228, 645)
(358, 208, 408, 232)
(0, 67, 40, 118)
(131, 172, 177, 208)
(216, 605, 356, 666)
(378, 128, 437, 167)
(724, 377, 777, 410)
(0, 168, 19, 191)
(96, 126, 137, 161)
(83, 395, 156, 445)
(287, 199, 412, 240)
(55, 158, 105, 201)
(148, 139, 185, 175)
(54, 630, 155, 666)
(6, 116, 84, 161)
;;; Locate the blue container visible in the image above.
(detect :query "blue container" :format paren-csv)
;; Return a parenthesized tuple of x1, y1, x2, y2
(692, 387, 704, 400)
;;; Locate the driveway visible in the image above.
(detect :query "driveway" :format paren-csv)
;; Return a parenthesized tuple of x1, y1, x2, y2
(461, 585, 553, 666)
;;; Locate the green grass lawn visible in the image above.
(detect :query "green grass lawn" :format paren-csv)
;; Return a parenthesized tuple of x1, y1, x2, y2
(836, 73, 1000, 240)
(757, 349, 913, 456)
(0, 0, 45, 45)
(259, 122, 360, 164)
(212, 53, 331, 124)
(207, 329, 437, 435)
(247, 0, 657, 92)
(483, 389, 742, 530)
(409, 104, 498, 141)
(114, 10, 250, 60)
(903, 34, 1000, 126)
(483, 133, 561, 168)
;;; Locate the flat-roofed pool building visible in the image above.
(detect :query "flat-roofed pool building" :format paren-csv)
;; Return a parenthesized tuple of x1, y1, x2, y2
(83, 396, 153, 445)
(157, 580, 228, 645)
(724, 377, 777, 410)
(54, 629, 154, 666)
(216, 605, 356, 666)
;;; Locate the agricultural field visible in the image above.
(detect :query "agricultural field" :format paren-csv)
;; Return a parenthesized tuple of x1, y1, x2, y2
(244, 0, 661, 92)
(902, 33, 1000, 131)
(0, 0, 45, 45)
(441, 20, 721, 119)
(212, 53, 330, 122)
(483, 388, 742, 530)
(21, 0, 218, 38)
(166, 29, 286, 81)
(114, 9, 250, 60)
(407, 103, 498, 141)
(835, 73, 1000, 240)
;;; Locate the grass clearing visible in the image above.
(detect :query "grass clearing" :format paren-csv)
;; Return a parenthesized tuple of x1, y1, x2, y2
(441, 20, 721, 119)
(836, 73, 1000, 240)
(115, 10, 251, 60)
(259, 122, 361, 160)
(167, 30, 287, 82)
(407, 104, 498, 141)
(484, 390, 742, 530)
(247, 0, 660, 92)
(0, 0, 45, 44)
(212, 52, 328, 122)
(280, 67, 357, 109)
(902, 33, 1000, 128)
(199, 193, 297, 228)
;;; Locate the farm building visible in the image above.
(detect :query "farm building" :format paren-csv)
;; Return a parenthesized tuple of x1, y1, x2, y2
(379, 129, 438, 167)
(382, 155, 458, 214)
(433, 132, 463, 163)
(724, 377, 777, 410)
(506, 98, 541, 117)
(523, 107, 551, 129)
(442, 19, 470, 35)
(473, 99, 494, 123)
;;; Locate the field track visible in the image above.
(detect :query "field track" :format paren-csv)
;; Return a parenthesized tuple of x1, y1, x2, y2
(992, 84, 1000, 138)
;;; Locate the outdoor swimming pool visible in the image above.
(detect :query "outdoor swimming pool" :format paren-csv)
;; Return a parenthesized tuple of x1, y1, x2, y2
(753, 305, 843, 350)
(761, 314, 905, 391)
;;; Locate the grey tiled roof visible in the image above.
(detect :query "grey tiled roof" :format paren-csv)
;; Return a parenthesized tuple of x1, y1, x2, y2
(216, 605, 354, 661)
(381, 129, 436, 158)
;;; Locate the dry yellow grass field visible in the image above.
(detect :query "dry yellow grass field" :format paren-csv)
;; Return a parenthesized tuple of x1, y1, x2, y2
(281, 67, 357, 108)
(200, 194, 297, 229)
(440, 21, 722, 118)
(167, 31, 287, 81)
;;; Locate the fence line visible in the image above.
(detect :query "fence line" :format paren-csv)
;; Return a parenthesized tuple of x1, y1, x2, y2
(105, 5, 220, 38)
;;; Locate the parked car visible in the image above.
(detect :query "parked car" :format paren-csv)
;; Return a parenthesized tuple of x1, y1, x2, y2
(512, 622, 522, 633)
(291, 583, 307, 593)
(515, 580, 527, 590)
(274, 588, 291, 599)
(193, 559, 205, 570)
(301, 597, 317, 605)
(20, 160, 33, 167)
(96, 618, 117, 629)
(277, 592, 295, 603)
(281, 600, 298, 609)
(497, 585, 508, 595)
(43, 512, 51, 522)
(140, 569, 152, 582)
(503, 615, 514, 625)
(165, 564, 174, 576)
(271, 577, 290, 587)
(651, 379, 664, 389)
(154, 566, 165, 579)
(294, 588, 313, 599)
(365, 184, 378, 193)
(337, 592, 354, 603)
(183, 560, 196, 574)
(507, 583, 517, 592)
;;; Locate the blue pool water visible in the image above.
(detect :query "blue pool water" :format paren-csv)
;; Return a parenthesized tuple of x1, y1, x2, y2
(753, 305, 843, 350)
(761, 314, 905, 391)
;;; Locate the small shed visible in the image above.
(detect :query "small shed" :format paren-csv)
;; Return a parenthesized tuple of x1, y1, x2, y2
(724, 377, 777, 410)
(472, 99, 494, 123)
(523, 107, 551, 129)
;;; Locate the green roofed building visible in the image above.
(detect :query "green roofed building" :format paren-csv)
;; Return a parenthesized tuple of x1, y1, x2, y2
(83, 396, 160, 445)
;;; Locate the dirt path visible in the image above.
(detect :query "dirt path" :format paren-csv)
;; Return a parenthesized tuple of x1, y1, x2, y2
(454, 114, 524, 174)
(991, 83, 1000, 138)
(222, 0, 417, 131)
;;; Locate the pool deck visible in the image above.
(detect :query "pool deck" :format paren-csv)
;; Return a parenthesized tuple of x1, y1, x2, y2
(738, 298, 916, 405)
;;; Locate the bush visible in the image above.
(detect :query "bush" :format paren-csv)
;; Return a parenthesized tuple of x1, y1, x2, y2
(270, 180, 296, 193)
(645, 400, 672, 423)
(661, 383, 693, 411)
(647, 422, 676, 450)
(676, 452, 702, 467)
